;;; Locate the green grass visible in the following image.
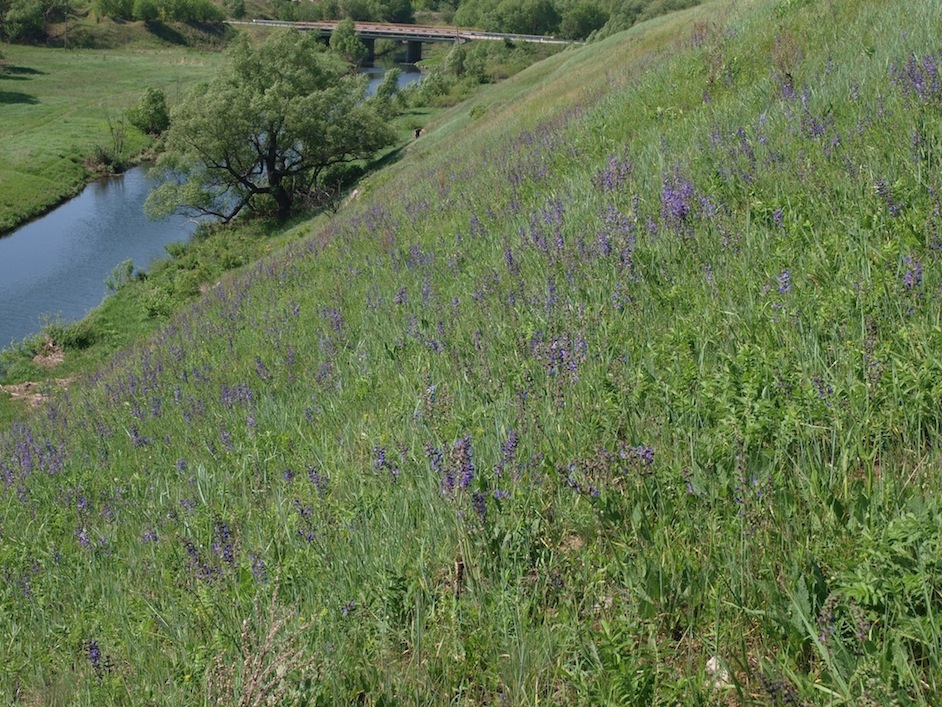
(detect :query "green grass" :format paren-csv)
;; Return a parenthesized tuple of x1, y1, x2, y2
(4, 0, 942, 703)
(0, 41, 225, 233)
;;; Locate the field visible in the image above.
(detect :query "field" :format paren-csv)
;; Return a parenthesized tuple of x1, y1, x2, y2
(0, 39, 225, 233)
(4, 0, 942, 703)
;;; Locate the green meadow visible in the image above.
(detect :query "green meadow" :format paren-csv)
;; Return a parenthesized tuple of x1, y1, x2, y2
(0, 41, 224, 233)
(4, 0, 942, 703)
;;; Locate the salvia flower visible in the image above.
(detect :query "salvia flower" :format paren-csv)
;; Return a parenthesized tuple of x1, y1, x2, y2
(875, 179, 902, 217)
(903, 256, 923, 290)
(634, 445, 655, 466)
(660, 166, 697, 234)
(472, 492, 487, 521)
(454, 435, 475, 489)
(494, 429, 519, 477)
(308, 465, 330, 496)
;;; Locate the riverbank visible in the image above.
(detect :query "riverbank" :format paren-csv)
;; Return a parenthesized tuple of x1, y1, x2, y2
(0, 96, 438, 426)
(0, 42, 225, 234)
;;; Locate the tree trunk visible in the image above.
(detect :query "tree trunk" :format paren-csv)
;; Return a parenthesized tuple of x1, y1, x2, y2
(266, 139, 292, 218)
(270, 179, 292, 218)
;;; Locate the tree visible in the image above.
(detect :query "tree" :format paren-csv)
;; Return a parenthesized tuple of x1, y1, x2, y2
(329, 18, 369, 67)
(126, 87, 170, 135)
(373, 67, 401, 117)
(493, 0, 559, 35)
(148, 30, 394, 222)
(558, 2, 606, 39)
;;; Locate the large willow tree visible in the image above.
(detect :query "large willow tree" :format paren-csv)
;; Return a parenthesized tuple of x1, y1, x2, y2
(148, 30, 394, 222)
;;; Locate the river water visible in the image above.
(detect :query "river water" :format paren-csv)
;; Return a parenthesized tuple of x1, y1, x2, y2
(364, 61, 424, 95)
(0, 167, 199, 349)
(0, 62, 424, 350)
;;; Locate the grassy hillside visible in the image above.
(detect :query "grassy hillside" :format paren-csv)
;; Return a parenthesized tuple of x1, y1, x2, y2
(4, 0, 942, 703)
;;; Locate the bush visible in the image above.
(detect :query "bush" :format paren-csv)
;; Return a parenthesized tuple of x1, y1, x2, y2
(41, 316, 98, 349)
(105, 259, 135, 292)
(126, 87, 170, 136)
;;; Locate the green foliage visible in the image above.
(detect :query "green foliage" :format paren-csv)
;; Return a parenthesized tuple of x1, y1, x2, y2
(373, 66, 402, 117)
(557, 1, 607, 39)
(126, 87, 170, 135)
(9, 0, 942, 703)
(150, 29, 394, 221)
(329, 17, 369, 66)
(93, 0, 132, 19)
(3, 0, 46, 42)
(132, 0, 159, 20)
(493, 0, 559, 35)
(104, 259, 135, 292)
(94, 0, 224, 22)
(41, 316, 99, 350)
(410, 40, 559, 106)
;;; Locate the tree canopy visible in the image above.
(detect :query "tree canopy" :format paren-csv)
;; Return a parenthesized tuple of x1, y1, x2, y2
(329, 17, 369, 66)
(147, 30, 394, 222)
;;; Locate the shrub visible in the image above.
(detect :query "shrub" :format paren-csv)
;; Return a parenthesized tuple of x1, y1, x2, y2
(126, 87, 170, 136)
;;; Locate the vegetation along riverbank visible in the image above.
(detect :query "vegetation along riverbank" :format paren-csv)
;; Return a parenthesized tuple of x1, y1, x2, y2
(0, 42, 223, 233)
(5, 0, 942, 702)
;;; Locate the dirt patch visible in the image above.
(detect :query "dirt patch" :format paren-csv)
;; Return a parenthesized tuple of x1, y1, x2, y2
(560, 534, 584, 553)
(1, 378, 74, 408)
(32, 340, 65, 368)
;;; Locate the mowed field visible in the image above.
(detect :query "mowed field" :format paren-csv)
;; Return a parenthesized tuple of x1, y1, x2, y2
(0, 42, 224, 233)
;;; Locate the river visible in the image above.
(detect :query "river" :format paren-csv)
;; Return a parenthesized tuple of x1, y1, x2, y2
(0, 62, 424, 351)
(0, 166, 199, 349)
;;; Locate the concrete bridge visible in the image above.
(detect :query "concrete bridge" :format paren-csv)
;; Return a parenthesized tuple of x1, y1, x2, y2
(237, 19, 576, 63)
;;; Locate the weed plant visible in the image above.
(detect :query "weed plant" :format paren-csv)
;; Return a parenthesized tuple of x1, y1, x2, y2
(4, 0, 942, 703)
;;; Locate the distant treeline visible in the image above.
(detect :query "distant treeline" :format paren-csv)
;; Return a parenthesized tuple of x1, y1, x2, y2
(0, 0, 224, 42)
(266, 0, 703, 40)
(0, 0, 698, 47)
(93, 0, 224, 23)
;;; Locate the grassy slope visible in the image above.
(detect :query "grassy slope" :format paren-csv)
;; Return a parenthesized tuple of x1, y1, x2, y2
(0, 40, 224, 233)
(4, 0, 942, 703)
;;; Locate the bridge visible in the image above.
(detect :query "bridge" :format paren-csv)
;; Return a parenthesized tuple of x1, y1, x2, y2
(236, 19, 576, 63)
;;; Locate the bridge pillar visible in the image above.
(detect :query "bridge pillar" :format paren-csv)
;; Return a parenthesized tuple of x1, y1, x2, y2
(361, 37, 376, 62)
(406, 40, 422, 64)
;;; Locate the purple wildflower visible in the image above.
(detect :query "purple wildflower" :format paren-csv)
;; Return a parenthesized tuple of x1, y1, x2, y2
(454, 435, 475, 489)
(85, 640, 102, 673)
(903, 256, 923, 290)
(660, 167, 697, 234)
(308, 465, 329, 496)
(875, 179, 902, 217)
(212, 518, 234, 564)
(251, 554, 267, 584)
(75, 527, 90, 548)
(495, 429, 519, 477)
(891, 52, 942, 104)
(471, 492, 487, 521)
(254, 357, 270, 381)
(594, 153, 633, 193)
(633, 445, 655, 466)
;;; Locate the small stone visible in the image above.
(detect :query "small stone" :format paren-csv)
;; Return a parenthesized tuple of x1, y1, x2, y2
(705, 656, 730, 689)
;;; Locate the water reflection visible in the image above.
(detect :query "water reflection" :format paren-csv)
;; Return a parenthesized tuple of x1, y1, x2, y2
(364, 61, 424, 96)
